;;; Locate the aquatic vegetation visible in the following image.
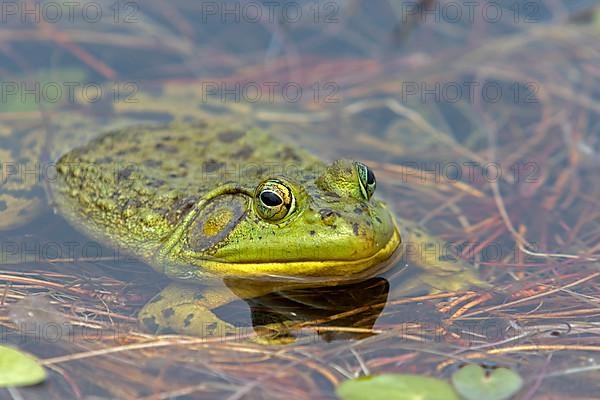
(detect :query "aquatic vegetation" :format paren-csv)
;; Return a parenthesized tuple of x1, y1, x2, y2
(336, 373, 459, 400)
(0, 345, 46, 388)
(451, 364, 523, 400)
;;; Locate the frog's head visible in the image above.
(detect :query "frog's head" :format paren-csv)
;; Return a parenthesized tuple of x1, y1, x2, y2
(171, 159, 400, 281)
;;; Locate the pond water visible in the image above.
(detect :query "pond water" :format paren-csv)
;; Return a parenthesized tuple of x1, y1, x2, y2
(0, 0, 599, 399)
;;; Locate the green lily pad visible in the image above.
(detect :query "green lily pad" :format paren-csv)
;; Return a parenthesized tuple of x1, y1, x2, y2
(0, 345, 47, 387)
(336, 373, 460, 400)
(451, 364, 523, 400)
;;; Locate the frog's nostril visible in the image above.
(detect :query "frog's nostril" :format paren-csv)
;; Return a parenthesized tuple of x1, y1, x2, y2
(319, 208, 338, 225)
(319, 208, 335, 219)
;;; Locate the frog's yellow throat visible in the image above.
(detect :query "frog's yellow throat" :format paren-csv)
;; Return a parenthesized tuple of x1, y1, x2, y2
(180, 226, 401, 281)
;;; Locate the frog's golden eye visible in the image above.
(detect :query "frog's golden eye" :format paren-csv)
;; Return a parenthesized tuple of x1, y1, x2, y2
(254, 179, 295, 221)
(355, 161, 376, 200)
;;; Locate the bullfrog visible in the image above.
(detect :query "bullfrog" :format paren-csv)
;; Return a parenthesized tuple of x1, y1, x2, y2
(48, 120, 480, 340)
(1, 107, 480, 341)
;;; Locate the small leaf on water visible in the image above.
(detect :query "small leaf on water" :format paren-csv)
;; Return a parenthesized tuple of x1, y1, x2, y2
(451, 364, 523, 400)
(0, 345, 47, 387)
(336, 373, 460, 400)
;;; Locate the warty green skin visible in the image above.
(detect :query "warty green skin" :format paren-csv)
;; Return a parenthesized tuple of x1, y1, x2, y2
(54, 121, 400, 283)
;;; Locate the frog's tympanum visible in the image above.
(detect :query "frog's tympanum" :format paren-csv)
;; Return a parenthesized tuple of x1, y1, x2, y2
(8, 120, 479, 342)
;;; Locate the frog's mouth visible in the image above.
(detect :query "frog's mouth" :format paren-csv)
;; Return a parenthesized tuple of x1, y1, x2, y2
(185, 227, 402, 282)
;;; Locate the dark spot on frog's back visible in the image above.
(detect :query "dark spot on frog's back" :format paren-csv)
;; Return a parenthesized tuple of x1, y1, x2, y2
(155, 142, 178, 153)
(182, 117, 208, 128)
(161, 308, 175, 318)
(143, 159, 162, 168)
(116, 167, 134, 181)
(352, 222, 360, 236)
(218, 130, 245, 143)
(168, 172, 186, 179)
(147, 178, 165, 188)
(184, 313, 194, 327)
(96, 156, 113, 164)
(278, 146, 301, 161)
(120, 198, 141, 213)
(233, 145, 254, 159)
(205, 322, 218, 334)
(203, 160, 225, 173)
(115, 146, 140, 156)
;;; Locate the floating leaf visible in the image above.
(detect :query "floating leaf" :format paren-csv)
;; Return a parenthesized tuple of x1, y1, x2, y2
(451, 364, 523, 400)
(0, 345, 47, 387)
(336, 373, 460, 400)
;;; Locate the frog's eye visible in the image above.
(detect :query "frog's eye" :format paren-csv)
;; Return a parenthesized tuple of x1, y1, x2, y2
(355, 162, 376, 200)
(254, 179, 295, 221)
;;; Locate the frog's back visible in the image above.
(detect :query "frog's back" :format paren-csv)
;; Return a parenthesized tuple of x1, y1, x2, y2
(54, 121, 321, 258)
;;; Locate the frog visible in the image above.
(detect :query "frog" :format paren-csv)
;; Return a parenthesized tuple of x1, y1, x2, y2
(48, 120, 482, 341)
(0, 87, 481, 341)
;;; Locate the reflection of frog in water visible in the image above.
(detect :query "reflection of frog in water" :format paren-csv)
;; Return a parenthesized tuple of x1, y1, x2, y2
(2, 120, 480, 341)
(199, 277, 391, 344)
